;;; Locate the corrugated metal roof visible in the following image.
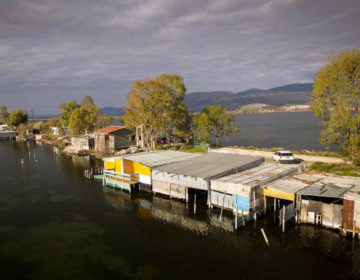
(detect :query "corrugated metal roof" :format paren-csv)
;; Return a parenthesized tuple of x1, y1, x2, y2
(267, 172, 360, 198)
(215, 163, 301, 187)
(297, 181, 351, 198)
(123, 150, 201, 167)
(95, 126, 127, 134)
(153, 152, 265, 179)
(266, 177, 310, 194)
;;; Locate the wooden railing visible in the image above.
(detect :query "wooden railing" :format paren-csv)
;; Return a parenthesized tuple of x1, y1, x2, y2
(103, 170, 139, 185)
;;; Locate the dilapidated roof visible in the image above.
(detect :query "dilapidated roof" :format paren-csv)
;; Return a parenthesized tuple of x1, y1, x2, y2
(297, 181, 352, 198)
(153, 152, 265, 180)
(214, 163, 302, 187)
(95, 126, 128, 134)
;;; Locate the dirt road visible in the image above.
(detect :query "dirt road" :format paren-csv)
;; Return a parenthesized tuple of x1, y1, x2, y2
(210, 148, 346, 164)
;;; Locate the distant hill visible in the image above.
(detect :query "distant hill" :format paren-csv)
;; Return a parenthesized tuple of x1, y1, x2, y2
(185, 83, 313, 112)
(101, 107, 125, 116)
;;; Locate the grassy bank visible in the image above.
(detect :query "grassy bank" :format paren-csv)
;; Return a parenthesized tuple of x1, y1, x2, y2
(309, 162, 360, 177)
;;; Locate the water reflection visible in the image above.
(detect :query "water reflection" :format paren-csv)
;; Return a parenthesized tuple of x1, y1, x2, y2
(102, 186, 235, 234)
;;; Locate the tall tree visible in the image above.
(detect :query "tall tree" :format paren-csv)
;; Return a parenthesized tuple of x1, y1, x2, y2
(59, 101, 80, 127)
(192, 112, 211, 143)
(157, 74, 190, 142)
(0, 105, 9, 123)
(312, 48, 360, 164)
(123, 78, 172, 150)
(193, 105, 238, 147)
(123, 75, 190, 150)
(68, 96, 99, 134)
(7, 109, 28, 129)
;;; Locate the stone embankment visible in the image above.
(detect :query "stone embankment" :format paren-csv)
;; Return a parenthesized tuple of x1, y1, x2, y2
(210, 147, 346, 164)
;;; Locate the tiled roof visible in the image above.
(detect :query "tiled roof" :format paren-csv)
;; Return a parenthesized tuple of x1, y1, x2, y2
(95, 126, 127, 134)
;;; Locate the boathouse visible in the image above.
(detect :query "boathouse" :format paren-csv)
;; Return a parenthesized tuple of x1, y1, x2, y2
(94, 126, 136, 153)
(296, 174, 356, 229)
(151, 153, 265, 202)
(210, 163, 303, 217)
(103, 151, 200, 192)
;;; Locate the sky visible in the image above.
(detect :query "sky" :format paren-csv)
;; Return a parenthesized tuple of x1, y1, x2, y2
(0, 0, 359, 115)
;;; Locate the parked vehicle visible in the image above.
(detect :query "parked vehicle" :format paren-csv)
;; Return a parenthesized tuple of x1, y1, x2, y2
(272, 151, 295, 163)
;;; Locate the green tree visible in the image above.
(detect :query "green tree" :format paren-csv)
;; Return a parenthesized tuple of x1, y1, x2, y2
(7, 109, 28, 129)
(193, 105, 238, 147)
(68, 97, 99, 134)
(0, 106, 9, 123)
(59, 101, 80, 127)
(192, 112, 211, 143)
(312, 48, 360, 164)
(123, 74, 190, 150)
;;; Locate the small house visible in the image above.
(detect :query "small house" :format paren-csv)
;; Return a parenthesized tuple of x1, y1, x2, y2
(71, 135, 94, 151)
(94, 126, 136, 153)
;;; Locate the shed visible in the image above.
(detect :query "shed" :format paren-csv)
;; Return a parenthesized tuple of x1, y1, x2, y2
(296, 173, 356, 229)
(211, 163, 303, 215)
(94, 126, 135, 153)
(151, 153, 265, 202)
(71, 135, 94, 151)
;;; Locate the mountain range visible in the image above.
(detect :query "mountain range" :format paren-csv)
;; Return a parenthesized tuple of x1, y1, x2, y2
(100, 83, 313, 115)
(184, 83, 313, 112)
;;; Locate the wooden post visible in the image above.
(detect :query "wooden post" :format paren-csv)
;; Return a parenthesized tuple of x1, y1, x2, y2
(194, 194, 197, 215)
(253, 192, 257, 221)
(235, 195, 238, 229)
(264, 195, 267, 214)
(282, 205, 285, 233)
(353, 221, 356, 238)
(261, 228, 269, 246)
(219, 193, 225, 223)
(274, 198, 276, 212)
(242, 210, 245, 226)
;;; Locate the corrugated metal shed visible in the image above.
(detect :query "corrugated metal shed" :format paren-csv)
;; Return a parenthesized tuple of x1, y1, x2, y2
(153, 152, 265, 180)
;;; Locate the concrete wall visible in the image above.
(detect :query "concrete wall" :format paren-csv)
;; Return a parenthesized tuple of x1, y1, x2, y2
(152, 180, 188, 200)
(151, 170, 208, 190)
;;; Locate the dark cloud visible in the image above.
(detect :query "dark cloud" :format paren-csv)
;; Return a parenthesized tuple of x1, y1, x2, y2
(0, 0, 359, 114)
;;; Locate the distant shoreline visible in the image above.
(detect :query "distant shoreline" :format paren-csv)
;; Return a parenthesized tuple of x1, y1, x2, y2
(230, 104, 311, 115)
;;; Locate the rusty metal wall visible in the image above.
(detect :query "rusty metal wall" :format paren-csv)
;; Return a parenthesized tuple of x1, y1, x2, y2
(343, 199, 354, 231)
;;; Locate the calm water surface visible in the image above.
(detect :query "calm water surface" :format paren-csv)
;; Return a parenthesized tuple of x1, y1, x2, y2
(221, 111, 328, 151)
(0, 142, 359, 280)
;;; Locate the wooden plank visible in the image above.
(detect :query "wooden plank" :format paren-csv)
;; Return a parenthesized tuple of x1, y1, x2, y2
(263, 187, 294, 201)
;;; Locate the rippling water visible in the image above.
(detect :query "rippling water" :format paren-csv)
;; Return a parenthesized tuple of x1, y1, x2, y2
(0, 142, 358, 279)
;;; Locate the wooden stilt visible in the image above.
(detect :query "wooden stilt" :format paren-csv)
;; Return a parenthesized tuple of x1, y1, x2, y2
(194, 194, 197, 215)
(282, 205, 286, 232)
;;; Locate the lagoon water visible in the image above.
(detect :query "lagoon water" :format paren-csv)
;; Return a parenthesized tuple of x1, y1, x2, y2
(221, 111, 327, 151)
(0, 141, 359, 279)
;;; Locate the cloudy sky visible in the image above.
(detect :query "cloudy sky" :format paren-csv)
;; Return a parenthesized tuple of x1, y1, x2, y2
(0, 0, 359, 114)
